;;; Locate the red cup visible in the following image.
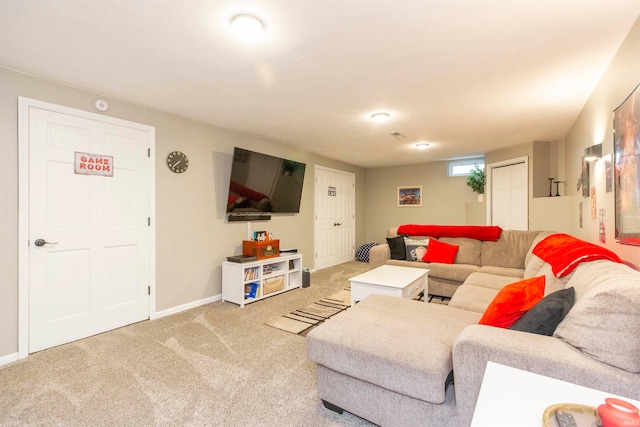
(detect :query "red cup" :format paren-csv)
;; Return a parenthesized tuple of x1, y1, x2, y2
(598, 398, 640, 427)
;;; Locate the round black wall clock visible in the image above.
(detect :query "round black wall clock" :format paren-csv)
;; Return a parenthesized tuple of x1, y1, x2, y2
(167, 151, 189, 173)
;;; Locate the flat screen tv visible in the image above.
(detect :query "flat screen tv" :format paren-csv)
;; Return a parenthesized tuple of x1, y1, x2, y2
(226, 147, 306, 214)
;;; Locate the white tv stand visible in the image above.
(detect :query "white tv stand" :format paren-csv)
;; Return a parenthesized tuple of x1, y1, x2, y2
(222, 253, 303, 308)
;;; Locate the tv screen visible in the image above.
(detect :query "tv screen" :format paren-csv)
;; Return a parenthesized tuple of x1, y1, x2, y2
(226, 147, 306, 214)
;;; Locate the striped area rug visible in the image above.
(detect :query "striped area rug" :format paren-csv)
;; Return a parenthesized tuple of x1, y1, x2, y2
(265, 288, 351, 336)
(266, 287, 448, 336)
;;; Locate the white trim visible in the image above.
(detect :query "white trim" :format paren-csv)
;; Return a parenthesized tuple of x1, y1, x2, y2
(18, 98, 30, 359)
(17, 97, 156, 359)
(0, 352, 19, 368)
(485, 156, 529, 228)
(152, 294, 222, 319)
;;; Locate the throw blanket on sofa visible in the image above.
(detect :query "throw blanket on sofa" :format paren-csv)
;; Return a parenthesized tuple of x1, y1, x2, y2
(533, 233, 623, 277)
(396, 224, 503, 241)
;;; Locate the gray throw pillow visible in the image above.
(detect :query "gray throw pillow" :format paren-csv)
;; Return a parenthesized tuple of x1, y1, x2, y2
(510, 287, 575, 336)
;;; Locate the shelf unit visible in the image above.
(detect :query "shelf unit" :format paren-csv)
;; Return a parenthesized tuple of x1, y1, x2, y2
(222, 254, 303, 308)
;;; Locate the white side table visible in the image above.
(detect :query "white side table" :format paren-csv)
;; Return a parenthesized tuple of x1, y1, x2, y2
(471, 362, 640, 427)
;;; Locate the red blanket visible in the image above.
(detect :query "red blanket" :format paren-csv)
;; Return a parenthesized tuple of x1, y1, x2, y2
(532, 233, 622, 277)
(396, 224, 502, 241)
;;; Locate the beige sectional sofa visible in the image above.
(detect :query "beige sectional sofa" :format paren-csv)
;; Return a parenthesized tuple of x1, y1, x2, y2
(369, 226, 543, 298)
(307, 230, 640, 427)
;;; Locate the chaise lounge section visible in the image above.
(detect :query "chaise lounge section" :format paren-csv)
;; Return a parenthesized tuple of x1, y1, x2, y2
(307, 231, 640, 426)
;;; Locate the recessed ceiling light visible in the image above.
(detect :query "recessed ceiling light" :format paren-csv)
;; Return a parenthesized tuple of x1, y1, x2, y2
(230, 14, 265, 40)
(370, 112, 390, 123)
(416, 143, 429, 150)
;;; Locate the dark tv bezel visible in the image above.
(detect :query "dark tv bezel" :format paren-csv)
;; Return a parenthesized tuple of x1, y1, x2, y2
(226, 147, 306, 215)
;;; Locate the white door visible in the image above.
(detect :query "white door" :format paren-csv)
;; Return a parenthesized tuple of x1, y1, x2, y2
(314, 166, 355, 270)
(19, 97, 154, 354)
(488, 159, 528, 230)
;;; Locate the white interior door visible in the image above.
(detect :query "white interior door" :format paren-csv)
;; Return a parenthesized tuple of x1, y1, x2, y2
(19, 97, 154, 354)
(488, 158, 528, 230)
(314, 166, 355, 270)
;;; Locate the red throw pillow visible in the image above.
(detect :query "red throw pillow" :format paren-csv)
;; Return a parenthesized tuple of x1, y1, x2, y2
(422, 238, 459, 264)
(478, 276, 546, 328)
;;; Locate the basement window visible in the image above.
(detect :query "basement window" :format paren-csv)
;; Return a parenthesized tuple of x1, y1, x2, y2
(448, 158, 484, 177)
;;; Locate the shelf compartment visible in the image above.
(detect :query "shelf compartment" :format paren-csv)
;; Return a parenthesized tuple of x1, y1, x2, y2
(263, 277, 285, 295)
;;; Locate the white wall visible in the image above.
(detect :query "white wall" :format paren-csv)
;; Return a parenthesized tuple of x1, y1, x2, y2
(364, 161, 479, 243)
(563, 15, 640, 268)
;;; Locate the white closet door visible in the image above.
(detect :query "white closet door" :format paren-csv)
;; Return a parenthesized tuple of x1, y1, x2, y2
(490, 161, 528, 230)
(314, 166, 355, 270)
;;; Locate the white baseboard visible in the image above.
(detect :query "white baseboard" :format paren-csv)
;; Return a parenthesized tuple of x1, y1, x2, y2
(0, 352, 19, 368)
(152, 294, 222, 319)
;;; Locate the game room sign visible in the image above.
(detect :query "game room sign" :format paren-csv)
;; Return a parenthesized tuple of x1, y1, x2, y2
(74, 152, 113, 177)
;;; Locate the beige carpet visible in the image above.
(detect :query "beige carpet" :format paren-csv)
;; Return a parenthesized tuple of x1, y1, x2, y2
(0, 260, 375, 427)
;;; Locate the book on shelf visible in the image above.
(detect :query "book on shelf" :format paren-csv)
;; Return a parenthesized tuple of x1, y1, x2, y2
(244, 283, 259, 299)
(244, 267, 259, 281)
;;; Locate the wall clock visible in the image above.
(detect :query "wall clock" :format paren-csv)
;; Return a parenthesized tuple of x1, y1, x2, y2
(167, 151, 189, 173)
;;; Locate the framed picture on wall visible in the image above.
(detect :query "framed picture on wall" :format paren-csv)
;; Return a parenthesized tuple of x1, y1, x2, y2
(605, 154, 613, 193)
(613, 83, 640, 245)
(397, 186, 422, 207)
(581, 158, 590, 198)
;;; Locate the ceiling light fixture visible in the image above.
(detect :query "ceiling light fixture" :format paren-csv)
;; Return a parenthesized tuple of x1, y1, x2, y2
(370, 112, 390, 123)
(416, 143, 429, 150)
(230, 14, 265, 40)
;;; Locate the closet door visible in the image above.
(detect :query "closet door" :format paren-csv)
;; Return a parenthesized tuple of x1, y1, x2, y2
(489, 160, 528, 230)
(314, 166, 355, 270)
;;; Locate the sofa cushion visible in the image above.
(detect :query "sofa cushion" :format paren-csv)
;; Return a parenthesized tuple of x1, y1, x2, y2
(461, 272, 521, 290)
(510, 287, 575, 336)
(448, 284, 499, 313)
(481, 230, 541, 268)
(306, 295, 481, 404)
(427, 263, 480, 283)
(386, 235, 407, 260)
(524, 256, 574, 295)
(555, 261, 640, 373)
(404, 238, 430, 261)
(438, 237, 481, 265)
(386, 259, 431, 270)
(478, 276, 545, 328)
(524, 231, 554, 268)
(423, 238, 458, 264)
(477, 265, 524, 278)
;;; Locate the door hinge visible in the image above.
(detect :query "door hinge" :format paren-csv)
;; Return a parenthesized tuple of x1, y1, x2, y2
(148, 217, 151, 226)
(148, 148, 151, 157)
(148, 286, 151, 295)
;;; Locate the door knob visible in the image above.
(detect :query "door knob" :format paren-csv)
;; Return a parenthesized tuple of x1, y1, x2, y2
(34, 239, 58, 247)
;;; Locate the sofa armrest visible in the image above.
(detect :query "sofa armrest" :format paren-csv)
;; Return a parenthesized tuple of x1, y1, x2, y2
(368, 244, 390, 268)
(452, 325, 640, 421)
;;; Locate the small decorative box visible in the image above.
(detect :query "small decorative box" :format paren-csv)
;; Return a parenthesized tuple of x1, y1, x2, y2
(242, 239, 280, 260)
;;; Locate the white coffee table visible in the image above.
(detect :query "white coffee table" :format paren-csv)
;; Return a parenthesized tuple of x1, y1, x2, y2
(349, 265, 429, 306)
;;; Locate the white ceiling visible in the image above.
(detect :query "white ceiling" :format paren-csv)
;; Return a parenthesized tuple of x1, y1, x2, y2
(2, 1, 639, 168)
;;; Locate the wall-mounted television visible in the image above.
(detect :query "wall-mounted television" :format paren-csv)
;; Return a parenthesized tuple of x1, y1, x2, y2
(226, 147, 306, 215)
